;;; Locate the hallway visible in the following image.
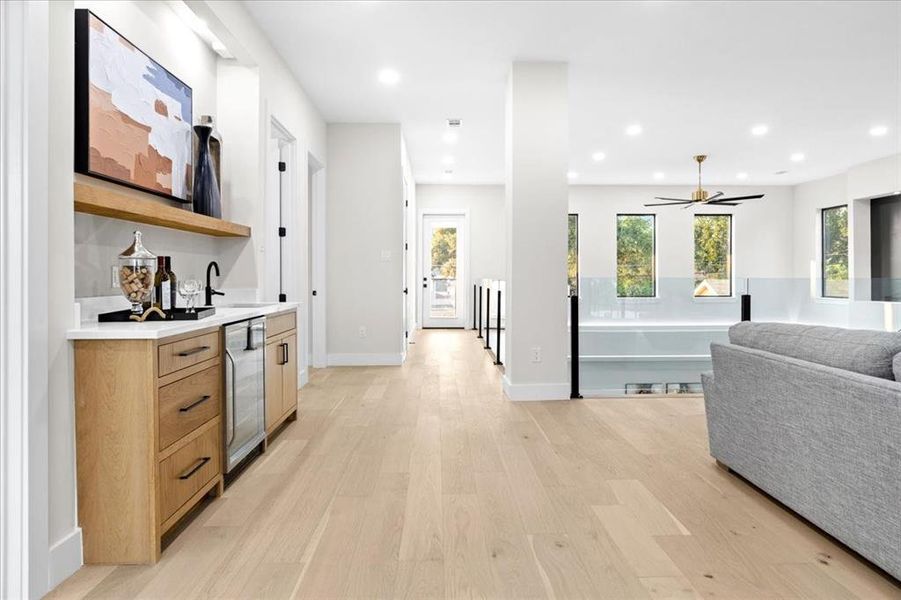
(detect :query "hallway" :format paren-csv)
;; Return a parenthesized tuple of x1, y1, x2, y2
(50, 330, 898, 599)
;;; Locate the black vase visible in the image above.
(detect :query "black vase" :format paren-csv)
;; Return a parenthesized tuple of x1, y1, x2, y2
(192, 124, 221, 218)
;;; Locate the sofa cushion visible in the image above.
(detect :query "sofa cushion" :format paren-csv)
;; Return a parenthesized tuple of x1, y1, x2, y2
(729, 321, 901, 380)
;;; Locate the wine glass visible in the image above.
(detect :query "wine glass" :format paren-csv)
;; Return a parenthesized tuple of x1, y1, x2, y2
(178, 279, 202, 313)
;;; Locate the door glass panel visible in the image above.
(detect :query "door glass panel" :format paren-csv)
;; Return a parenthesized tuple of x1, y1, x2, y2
(430, 226, 457, 318)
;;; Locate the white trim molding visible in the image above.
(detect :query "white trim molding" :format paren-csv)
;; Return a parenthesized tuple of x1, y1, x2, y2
(502, 376, 570, 401)
(327, 353, 404, 367)
(48, 528, 82, 590)
(1, 1, 52, 597)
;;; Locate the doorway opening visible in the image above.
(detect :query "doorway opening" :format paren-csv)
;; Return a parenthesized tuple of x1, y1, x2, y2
(420, 212, 468, 328)
(266, 118, 296, 304)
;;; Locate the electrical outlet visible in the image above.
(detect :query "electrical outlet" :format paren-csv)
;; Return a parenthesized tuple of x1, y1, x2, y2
(111, 265, 120, 288)
(531, 346, 542, 363)
(358, 326, 367, 338)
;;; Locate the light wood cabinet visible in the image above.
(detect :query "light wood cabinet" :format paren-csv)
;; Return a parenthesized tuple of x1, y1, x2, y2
(74, 328, 224, 564)
(264, 310, 299, 437)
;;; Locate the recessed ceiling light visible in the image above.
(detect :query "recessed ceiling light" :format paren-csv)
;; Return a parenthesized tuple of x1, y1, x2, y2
(870, 125, 889, 137)
(447, 118, 462, 128)
(736, 172, 748, 180)
(653, 172, 665, 180)
(790, 152, 805, 162)
(625, 124, 643, 136)
(441, 156, 455, 166)
(442, 170, 453, 180)
(567, 171, 579, 180)
(591, 151, 606, 162)
(751, 124, 769, 136)
(377, 68, 400, 85)
(774, 170, 789, 175)
(442, 131, 458, 144)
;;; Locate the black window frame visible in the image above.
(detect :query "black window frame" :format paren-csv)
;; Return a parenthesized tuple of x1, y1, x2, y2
(616, 213, 657, 298)
(821, 204, 849, 299)
(693, 213, 733, 298)
(568, 213, 579, 297)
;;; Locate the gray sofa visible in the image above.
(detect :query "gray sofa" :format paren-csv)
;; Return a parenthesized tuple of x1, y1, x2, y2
(702, 322, 901, 581)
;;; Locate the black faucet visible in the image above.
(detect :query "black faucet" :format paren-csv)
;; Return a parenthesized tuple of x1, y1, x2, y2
(205, 261, 224, 306)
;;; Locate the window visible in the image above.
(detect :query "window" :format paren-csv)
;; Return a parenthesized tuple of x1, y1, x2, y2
(616, 214, 656, 297)
(568, 213, 579, 296)
(693, 214, 732, 297)
(822, 205, 849, 298)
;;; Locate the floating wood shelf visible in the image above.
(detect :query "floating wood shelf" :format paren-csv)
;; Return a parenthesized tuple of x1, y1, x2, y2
(74, 181, 251, 238)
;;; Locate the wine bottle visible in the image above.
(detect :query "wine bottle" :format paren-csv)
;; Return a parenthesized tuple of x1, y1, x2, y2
(165, 256, 177, 310)
(154, 256, 171, 311)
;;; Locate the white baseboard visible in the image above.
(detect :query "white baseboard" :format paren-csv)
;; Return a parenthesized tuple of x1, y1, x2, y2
(48, 527, 82, 590)
(502, 376, 570, 401)
(299, 368, 309, 387)
(327, 353, 404, 367)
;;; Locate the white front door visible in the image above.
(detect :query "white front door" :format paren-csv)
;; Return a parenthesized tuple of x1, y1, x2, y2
(421, 214, 467, 328)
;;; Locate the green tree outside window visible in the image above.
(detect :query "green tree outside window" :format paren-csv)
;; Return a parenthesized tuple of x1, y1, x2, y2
(694, 215, 732, 296)
(822, 205, 848, 298)
(617, 215, 656, 297)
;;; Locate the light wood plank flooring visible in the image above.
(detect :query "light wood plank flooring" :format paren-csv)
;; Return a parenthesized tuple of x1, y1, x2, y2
(49, 329, 900, 599)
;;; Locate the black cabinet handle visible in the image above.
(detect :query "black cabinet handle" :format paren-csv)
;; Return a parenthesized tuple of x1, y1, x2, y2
(179, 395, 211, 413)
(178, 456, 211, 480)
(177, 345, 210, 357)
(284, 342, 289, 365)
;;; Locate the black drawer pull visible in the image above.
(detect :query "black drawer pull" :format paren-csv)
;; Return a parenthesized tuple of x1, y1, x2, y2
(177, 345, 210, 357)
(178, 456, 211, 480)
(179, 395, 211, 413)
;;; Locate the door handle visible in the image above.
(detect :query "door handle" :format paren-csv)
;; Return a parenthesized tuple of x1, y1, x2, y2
(224, 348, 237, 446)
(178, 456, 211, 480)
(178, 345, 210, 357)
(179, 395, 211, 412)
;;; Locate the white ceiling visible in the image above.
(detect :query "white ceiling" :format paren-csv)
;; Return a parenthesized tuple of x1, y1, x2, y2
(243, 1, 901, 186)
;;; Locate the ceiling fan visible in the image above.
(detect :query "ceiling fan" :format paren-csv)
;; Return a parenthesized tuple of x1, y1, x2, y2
(644, 155, 765, 208)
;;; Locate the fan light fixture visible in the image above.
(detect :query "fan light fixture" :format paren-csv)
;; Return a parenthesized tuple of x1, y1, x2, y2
(644, 155, 765, 208)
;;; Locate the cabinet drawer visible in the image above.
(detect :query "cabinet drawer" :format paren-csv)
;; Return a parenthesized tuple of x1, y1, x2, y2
(159, 365, 221, 451)
(266, 312, 296, 339)
(159, 423, 220, 522)
(158, 332, 220, 377)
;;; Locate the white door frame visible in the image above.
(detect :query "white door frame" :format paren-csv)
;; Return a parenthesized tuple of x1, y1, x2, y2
(418, 209, 470, 328)
(1, 2, 51, 597)
(264, 117, 297, 304)
(309, 154, 327, 368)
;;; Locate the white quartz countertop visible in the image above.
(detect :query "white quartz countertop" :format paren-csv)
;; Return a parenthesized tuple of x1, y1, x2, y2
(67, 302, 299, 340)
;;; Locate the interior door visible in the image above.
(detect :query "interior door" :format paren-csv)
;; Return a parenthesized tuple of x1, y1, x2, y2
(421, 214, 466, 328)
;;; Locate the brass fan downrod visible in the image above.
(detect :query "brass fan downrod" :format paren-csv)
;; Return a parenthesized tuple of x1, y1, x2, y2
(691, 155, 708, 202)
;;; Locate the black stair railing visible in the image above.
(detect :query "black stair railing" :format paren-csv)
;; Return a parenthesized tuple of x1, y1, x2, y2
(570, 294, 582, 399)
(495, 289, 503, 365)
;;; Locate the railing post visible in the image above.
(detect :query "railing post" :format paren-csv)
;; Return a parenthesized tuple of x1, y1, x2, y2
(472, 284, 477, 330)
(484, 286, 491, 350)
(570, 294, 582, 399)
(477, 285, 483, 338)
(495, 289, 502, 365)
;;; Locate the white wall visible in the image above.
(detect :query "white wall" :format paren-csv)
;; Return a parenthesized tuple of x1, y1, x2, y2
(504, 62, 570, 400)
(326, 124, 405, 364)
(791, 153, 901, 329)
(570, 184, 796, 281)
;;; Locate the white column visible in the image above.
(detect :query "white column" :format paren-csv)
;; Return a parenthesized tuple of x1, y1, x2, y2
(503, 62, 570, 401)
(1, 1, 52, 597)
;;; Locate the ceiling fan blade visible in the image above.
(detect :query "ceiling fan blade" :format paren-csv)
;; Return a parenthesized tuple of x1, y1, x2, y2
(706, 202, 742, 206)
(704, 191, 724, 202)
(644, 201, 693, 207)
(653, 197, 691, 202)
(711, 194, 764, 202)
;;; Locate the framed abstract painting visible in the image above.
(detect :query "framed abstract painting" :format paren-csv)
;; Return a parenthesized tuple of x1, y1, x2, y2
(74, 9, 193, 202)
